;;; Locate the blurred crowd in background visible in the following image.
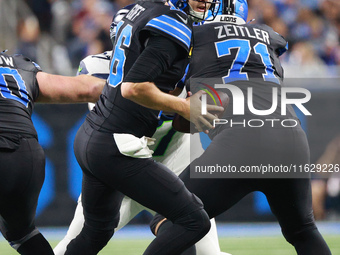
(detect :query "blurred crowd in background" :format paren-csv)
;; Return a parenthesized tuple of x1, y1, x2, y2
(0, 0, 338, 76)
(0, 0, 339, 221)
(250, 0, 340, 77)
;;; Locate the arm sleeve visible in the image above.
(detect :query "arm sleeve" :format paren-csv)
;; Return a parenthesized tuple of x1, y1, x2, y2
(124, 34, 187, 83)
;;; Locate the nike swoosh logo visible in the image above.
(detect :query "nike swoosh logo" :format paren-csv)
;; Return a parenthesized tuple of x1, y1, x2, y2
(176, 14, 188, 24)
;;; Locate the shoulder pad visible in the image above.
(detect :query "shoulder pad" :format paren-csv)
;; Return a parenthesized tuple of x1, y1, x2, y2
(145, 11, 192, 51)
(0, 53, 42, 73)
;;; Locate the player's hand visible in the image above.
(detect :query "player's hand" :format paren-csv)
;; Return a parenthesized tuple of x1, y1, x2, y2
(186, 90, 224, 134)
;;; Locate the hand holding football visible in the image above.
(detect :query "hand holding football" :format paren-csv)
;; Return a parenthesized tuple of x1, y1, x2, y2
(172, 90, 229, 133)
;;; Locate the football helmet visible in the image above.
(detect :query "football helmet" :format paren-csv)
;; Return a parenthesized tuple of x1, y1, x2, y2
(169, 0, 189, 12)
(169, 0, 219, 22)
(210, 0, 248, 24)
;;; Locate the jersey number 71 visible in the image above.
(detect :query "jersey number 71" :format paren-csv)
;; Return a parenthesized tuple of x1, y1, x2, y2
(215, 39, 280, 84)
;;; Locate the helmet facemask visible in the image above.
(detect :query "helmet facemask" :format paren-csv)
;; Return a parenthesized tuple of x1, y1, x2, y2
(169, 0, 219, 23)
(187, 0, 218, 23)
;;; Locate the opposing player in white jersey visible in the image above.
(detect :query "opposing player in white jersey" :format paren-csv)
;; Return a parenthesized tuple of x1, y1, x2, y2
(54, 3, 230, 254)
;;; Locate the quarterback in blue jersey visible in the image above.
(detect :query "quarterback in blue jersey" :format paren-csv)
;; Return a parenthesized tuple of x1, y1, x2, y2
(55, 3, 230, 254)
(54, 53, 230, 255)
(0, 52, 104, 255)
(152, 0, 332, 254)
(64, 0, 224, 254)
(54, 51, 231, 255)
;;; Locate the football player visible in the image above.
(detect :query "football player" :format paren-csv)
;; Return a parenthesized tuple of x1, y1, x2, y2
(63, 0, 225, 254)
(55, 3, 230, 254)
(151, 0, 332, 254)
(54, 54, 230, 255)
(0, 52, 105, 255)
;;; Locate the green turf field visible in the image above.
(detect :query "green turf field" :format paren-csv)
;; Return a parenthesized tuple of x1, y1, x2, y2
(0, 235, 339, 254)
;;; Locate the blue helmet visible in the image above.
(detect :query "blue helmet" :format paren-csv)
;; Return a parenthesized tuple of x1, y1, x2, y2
(169, 0, 189, 12)
(212, 0, 248, 24)
(225, 0, 248, 21)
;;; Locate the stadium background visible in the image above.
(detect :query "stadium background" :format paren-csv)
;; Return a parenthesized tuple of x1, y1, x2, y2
(0, 0, 340, 253)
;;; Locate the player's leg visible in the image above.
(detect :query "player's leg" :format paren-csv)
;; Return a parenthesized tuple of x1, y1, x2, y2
(115, 197, 148, 231)
(151, 170, 254, 255)
(116, 160, 211, 255)
(181, 128, 260, 218)
(195, 218, 231, 255)
(64, 168, 126, 255)
(152, 219, 231, 255)
(151, 217, 231, 255)
(54, 194, 146, 255)
(264, 178, 331, 255)
(153, 131, 229, 254)
(66, 124, 210, 255)
(151, 128, 260, 254)
(64, 124, 137, 255)
(262, 126, 331, 255)
(66, 161, 210, 255)
(65, 164, 210, 255)
(150, 213, 231, 255)
(53, 195, 83, 255)
(0, 138, 54, 255)
(56, 129, 202, 254)
(150, 212, 228, 255)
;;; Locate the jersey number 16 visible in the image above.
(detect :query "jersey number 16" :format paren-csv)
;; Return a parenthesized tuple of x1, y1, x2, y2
(108, 22, 132, 88)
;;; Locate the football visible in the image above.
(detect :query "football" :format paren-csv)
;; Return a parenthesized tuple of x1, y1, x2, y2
(204, 90, 229, 117)
(172, 90, 229, 133)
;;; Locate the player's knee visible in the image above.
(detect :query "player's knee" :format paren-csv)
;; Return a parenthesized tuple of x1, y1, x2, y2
(150, 213, 167, 236)
(177, 193, 210, 236)
(152, 209, 210, 243)
(175, 208, 211, 238)
(151, 193, 210, 237)
(282, 220, 317, 245)
(195, 208, 211, 237)
(87, 229, 114, 249)
(66, 227, 115, 254)
(8, 227, 40, 251)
